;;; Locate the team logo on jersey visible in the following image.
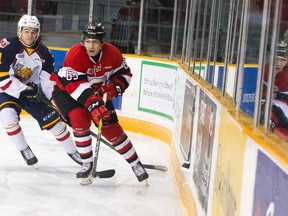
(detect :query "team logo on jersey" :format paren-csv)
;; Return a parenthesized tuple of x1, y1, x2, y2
(87, 68, 94, 75)
(0, 38, 10, 48)
(87, 65, 102, 76)
(15, 66, 33, 81)
(94, 64, 101, 73)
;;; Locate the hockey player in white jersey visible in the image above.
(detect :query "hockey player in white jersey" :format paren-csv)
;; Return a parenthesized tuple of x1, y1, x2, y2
(0, 14, 82, 167)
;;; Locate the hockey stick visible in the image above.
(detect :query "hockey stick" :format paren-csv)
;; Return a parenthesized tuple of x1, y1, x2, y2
(89, 130, 168, 172)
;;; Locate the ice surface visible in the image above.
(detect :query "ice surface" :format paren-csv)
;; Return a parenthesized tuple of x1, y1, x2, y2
(0, 116, 187, 216)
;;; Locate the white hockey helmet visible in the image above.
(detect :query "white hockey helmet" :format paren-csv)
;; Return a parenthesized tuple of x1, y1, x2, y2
(17, 15, 40, 39)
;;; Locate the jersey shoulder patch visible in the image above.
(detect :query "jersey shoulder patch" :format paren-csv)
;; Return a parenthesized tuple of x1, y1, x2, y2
(0, 38, 10, 48)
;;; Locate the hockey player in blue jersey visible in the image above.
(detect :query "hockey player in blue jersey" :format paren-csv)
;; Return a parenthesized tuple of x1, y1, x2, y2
(0, 14, 82, 167)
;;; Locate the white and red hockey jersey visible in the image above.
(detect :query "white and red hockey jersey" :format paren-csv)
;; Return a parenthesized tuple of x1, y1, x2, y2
(51, 42, 132, 102)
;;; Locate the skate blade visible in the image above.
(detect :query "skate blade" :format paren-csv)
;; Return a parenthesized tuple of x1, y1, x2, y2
(80, 175, 93, 186)
(31, 164, 39, 170)
(144, 179, 149, 187)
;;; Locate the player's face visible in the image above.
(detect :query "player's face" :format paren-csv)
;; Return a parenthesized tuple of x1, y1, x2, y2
(19, 27, 38, 46)
(275, 56, 288, 74)
(84, 38, 102, 57)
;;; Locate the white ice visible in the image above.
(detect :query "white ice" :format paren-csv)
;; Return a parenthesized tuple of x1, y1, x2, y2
(0, 116, 187, 216)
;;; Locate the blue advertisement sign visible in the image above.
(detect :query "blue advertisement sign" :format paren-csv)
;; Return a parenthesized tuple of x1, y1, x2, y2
(207, 65, 222, 88)
(208, 65, 214, 84)
(252, 151, 288, 216)
(240, 67, 258, 117)
(217, 66, 224, 90)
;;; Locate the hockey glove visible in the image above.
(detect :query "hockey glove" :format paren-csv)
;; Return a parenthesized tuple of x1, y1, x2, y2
(84, 94, 111, 125)
(98, 83, 123, 101)
(21, 82, 42, 103)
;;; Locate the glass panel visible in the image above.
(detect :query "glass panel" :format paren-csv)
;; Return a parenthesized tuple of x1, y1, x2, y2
(94, 0, 140, 54)
(140, 1, 174, 57)
(92, 0, 175, 56)
(213, 0, 230, 64)
(259, 0, 288, 140)
(0, 0, 90, 48)
(245, 0, 266, 64)
(230, 0, 242, 64)
(172, 0, 189, 59)
(188, 0, 234, 82)
(40, 0, 89, 48)
(0, 0, 22, 39)
(0, 0, 89, 47)
(190, 0, 204, 65)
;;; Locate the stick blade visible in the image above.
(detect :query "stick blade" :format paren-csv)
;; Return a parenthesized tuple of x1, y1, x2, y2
(92, 169, 116, 178)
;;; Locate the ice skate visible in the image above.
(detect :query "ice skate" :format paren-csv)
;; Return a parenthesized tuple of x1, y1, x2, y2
(77, 162, 93, 186)
(76, 162, 93, 178)
(132, 161, 149, 182)
(68, 152, 83, 165)
(20, 146, 38, 166)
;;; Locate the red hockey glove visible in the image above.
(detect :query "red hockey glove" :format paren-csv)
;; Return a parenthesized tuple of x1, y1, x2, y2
(98, 83, 123, 100)
(84, 94, 111, 125)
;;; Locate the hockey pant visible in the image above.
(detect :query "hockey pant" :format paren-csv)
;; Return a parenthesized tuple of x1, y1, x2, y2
(0, 106, 77, 154)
